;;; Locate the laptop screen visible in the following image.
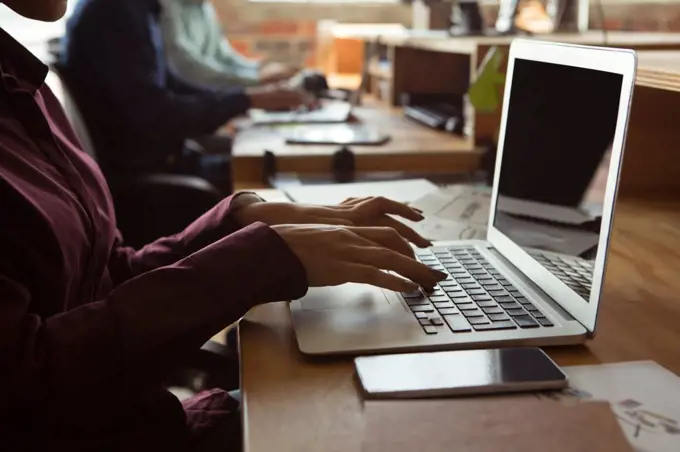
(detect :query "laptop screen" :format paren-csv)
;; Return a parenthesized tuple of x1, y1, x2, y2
(493, 58, 623, 301)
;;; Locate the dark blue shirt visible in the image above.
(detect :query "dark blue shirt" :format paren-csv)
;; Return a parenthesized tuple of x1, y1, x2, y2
(60, 0, 250, 173)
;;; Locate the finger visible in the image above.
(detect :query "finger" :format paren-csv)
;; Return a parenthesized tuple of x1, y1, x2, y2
(340, 197, 358, 205)
(347, 226, 415, 259)
(345, 246, 446, 288)
(342, 263, 420, 292)
(381, 216, 432, 248)
(360, 197, 424, 222)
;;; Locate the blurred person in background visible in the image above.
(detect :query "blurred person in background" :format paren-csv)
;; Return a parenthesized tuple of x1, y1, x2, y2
(60, 0, 310, 193)
(159, 0, 298, 89)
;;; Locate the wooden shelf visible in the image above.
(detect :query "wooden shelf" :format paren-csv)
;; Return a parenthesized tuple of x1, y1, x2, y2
(636, 51, 680, 92)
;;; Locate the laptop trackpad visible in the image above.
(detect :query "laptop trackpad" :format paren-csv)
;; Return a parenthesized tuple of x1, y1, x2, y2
(299, 284, 391, 311)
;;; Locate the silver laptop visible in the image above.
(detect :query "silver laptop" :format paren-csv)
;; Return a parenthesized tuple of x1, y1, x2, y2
(290, 39, 637, 355)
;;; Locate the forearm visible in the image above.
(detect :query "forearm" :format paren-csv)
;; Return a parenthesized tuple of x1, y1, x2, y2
(110, 193, 261, 284)
(1, 223, 307, 420)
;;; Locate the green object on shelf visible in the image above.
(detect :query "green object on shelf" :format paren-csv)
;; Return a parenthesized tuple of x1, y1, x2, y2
(468, 46, 506, 113)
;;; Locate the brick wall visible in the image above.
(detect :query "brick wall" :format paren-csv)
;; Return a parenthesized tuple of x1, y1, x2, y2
(212, 0, 680, 68)
(212, 0, 411, 67)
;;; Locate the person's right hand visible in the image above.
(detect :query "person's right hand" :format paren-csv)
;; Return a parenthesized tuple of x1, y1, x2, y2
(273, 224, 447, 292)
(246, 85, 314, 111)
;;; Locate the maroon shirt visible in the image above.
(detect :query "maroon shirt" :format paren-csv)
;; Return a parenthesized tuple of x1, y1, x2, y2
(0, 28, 307, 451)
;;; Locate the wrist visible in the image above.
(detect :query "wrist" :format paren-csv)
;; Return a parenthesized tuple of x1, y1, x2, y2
(232, 193, 265, 226)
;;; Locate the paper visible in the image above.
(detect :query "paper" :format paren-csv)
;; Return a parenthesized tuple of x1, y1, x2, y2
(401, 184, 491, 241)
(531, 361, 680, 452)
(362, 398, 632, 452)
(284, 179, 438, 206)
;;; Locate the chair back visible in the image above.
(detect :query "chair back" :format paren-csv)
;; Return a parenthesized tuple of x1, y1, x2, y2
(46, 64, 99, 161)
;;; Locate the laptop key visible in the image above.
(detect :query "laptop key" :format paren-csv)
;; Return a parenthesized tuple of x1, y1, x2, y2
(462, 309, 484, 318)
(406, 297, 430, 306)
(461, 283, 481, 289)
(419, 318, 430, 326)
(482, 306, 504, 314)
(538, 317, 554, 327)
(513, 315, 540, 328)
(401, 290, 423, 298)
(430, 317, 445, 326)
(494, 295, 514, 303)
(468, 316, 490, 325)
(433, 301, 455, 309)
(429, 295, 449, 303)
(438, 307, 458, 315)
(459, 304, 480, 311)
(410, 305, 435, 312)
(506, 308, 527, 316)
(487, 313, 510, 322)
(471, 294, 492, 301)
(467, 288, 486, 295)
(498, 301, 522, 310)
(443, 314, 472, 332)
(524, 304, 540, 312)
(488, 290, 508, 297)
(428, 289, 446, 297)
(472, 321, 517, 331)
(414, 312, 428, 319)
(439, 281, 459, 288)
(476, 300, 497, 308)
(483, 284, 503, 291)
(422, 325, 438, 334)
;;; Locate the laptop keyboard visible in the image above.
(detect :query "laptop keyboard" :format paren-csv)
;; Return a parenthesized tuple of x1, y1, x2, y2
(528, 251, 593, 298)
(402, 246, 554, 336)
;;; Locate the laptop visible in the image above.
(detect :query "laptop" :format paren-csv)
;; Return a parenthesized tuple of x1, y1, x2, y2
(289, 39, 637, 355)
(249, 100, 352, 125)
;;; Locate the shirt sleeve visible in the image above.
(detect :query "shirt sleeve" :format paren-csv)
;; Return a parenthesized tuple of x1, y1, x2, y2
(158, 0, 260, 88)
(0, 221, 308, 419)
(63, 0, 251, 150)
(107, 192, 258, 285)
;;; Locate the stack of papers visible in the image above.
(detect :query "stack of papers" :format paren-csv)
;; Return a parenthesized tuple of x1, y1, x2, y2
(402, 185, 492, 241)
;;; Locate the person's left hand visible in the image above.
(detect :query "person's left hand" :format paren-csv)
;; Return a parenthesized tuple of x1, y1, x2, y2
(235, 196, 431, 248)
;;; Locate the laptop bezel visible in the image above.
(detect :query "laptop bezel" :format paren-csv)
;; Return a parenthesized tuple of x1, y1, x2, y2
(486, 39, 637, 334)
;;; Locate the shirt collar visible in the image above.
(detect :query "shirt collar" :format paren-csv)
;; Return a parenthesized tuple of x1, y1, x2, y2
(0, 27, 48, 94)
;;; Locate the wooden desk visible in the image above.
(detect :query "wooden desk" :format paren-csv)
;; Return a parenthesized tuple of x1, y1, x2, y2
(232, 99, 481, 183)
(239, 195, 680, 452)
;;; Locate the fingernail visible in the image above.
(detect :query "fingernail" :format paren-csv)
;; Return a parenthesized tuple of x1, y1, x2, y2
(433, 270, 448, 280)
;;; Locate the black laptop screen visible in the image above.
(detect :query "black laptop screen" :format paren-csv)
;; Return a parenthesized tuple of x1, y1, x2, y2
(492, 58, 623, 301)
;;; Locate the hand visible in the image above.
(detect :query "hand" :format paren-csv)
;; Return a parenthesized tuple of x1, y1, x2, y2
(235, 196, 431, 248)
(273, 224, 447, 291)
(259, 62, 297, 84)
(247, 84, 314, 111)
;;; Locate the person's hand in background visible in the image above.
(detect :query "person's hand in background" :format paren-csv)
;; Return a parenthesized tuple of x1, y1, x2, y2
(273, 224, 445, 292)
(246, 84, 314, 111)
(235, 196, 431, 248)
(259, 61, 298, 84)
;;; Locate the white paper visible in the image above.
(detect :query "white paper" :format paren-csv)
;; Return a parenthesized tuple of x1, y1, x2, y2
(534, 361, 680, 452)
(401, 217, 487, 241)
(410, 185, 491, 226)
(285, 179, 438, 206)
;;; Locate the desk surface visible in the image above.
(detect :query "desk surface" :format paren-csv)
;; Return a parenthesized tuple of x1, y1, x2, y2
(240, 196, 680, 452)
(636, 51, 680, 92)
(232, 99, 481, 181)
(376, 31, 680, 54)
